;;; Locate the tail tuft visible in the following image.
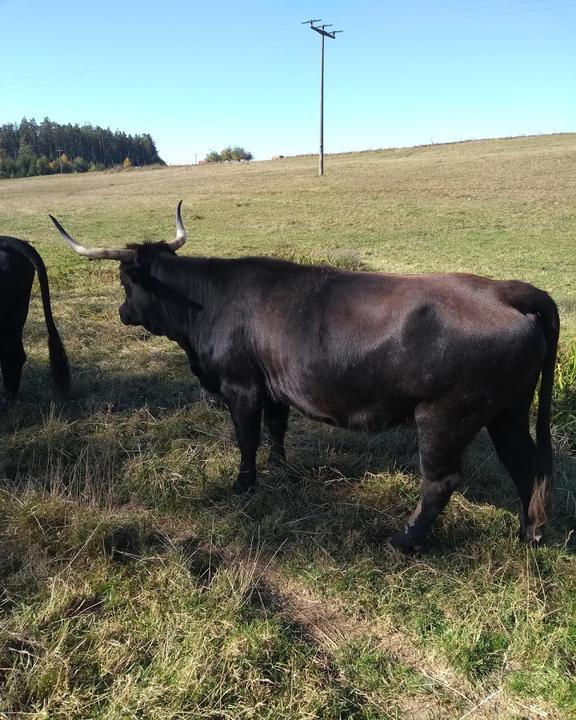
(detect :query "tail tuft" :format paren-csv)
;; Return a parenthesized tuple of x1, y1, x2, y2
(527, 474, 552, 542)
(48, 330, 71, 398)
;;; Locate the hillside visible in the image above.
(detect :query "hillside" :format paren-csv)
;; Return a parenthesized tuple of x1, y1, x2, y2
(1, 133, 575, 719)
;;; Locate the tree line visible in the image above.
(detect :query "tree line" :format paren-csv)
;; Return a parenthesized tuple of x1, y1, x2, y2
(0, 118, 164, 179)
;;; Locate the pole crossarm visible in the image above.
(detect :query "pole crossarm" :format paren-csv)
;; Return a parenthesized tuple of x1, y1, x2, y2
(301, 19, 342, 39)
(311, 25, 337, 39)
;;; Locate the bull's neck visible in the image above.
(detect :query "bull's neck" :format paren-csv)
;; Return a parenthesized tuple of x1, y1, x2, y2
(148, 255, 220, 343)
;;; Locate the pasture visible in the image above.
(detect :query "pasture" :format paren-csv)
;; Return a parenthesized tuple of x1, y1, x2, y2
(1, 134, 575, 719)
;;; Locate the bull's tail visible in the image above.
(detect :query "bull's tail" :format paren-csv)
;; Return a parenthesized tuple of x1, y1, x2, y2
(530, 290, 559, 538)
(505, 282, 560, 538)
(0, 236, 70, 398)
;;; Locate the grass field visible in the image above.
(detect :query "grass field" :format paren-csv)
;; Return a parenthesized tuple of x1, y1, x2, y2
(1, 134, 575, 719)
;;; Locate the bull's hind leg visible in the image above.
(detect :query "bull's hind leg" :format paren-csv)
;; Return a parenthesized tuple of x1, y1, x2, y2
(487, 406, 543, 543)
(390, 404, 483, 551)
(0, 329, 26, 404)
(263, 397, 289, 465)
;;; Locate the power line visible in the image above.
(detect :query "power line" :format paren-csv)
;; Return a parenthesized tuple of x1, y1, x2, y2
(436, 1, 576, 18)
(0, 68, 97, 92)
(435, 0, 561, 10)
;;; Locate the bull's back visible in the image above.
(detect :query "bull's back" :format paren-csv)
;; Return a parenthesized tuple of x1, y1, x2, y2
(252, 269, 547, 428)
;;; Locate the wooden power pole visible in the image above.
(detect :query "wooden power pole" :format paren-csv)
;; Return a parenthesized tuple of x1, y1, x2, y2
(302, 19, 342, 176)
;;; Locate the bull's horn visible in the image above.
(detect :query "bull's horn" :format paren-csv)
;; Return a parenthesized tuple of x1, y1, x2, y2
(49, 215, 136, 261)
(165, 200, 187, 251)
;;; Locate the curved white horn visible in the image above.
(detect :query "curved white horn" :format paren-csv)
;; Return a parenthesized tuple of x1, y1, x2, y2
(49, 215, 135, 261)
(166, 200, 187, 251)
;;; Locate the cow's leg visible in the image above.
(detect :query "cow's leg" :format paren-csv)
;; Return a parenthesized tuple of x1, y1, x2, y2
(390, 459, 464, 551)
(223, 384, 263, 493)
(263, 397, 289, 465)
(0, 330, 26, 404)
(390, 404, 482, 551)
(487, 406, 541, 543)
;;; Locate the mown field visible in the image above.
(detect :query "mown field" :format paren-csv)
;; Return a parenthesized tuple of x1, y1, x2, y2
(1, 134, 575, 719)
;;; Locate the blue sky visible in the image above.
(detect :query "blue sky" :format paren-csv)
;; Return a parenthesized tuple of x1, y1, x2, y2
(1, 0, 574, 164)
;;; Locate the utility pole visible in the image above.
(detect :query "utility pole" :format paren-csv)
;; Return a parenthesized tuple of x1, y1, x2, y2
(302, 19, 342, 176)
(56, 147, 64, 174)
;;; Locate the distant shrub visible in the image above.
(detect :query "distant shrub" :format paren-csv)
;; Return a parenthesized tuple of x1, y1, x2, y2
(204, 146, 253, 163)
(205, 150, 221, 163)
(220, 146, 233, 162)
(34, 155, 49, 175)
(49, 153, 73, 173)
(73, 156, 90, 173)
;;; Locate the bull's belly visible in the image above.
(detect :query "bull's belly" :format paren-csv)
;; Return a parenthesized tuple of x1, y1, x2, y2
(281, 393, 411, 433)
(340, 406, 406, 432)
(265, 363, 417, 432)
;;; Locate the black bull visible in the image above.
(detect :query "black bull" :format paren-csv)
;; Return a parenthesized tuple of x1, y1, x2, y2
(50, 204, 559, 550)
(0, 236, 69, 403)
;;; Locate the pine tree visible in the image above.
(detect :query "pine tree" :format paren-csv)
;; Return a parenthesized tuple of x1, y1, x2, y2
(0, 117, 164, 177)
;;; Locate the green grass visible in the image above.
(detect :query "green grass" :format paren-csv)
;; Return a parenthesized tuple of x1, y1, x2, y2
(1, 135, 575, 719)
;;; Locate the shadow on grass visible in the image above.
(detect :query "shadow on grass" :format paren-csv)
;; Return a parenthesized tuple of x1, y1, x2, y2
(1, 357, 575, 719)
(2, 358, 575, 560)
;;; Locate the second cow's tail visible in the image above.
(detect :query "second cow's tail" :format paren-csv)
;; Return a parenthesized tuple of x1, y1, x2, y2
(0, 236, 70, 397)
(504, 281, 560, 537)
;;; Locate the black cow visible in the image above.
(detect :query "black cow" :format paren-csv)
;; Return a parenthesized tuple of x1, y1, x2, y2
(50, 203, 559, 550)
(0, 236, 70, 403)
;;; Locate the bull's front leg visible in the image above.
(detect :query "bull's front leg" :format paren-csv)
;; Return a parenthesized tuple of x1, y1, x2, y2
(223, 382, 263, 493)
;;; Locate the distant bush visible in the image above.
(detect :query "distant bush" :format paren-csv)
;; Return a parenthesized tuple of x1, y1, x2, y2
(73, 156, 90, 173)
(232, 146, 253, 161)
(205, 146, 253, 163)
(205, 150, 222, 163)
(48, 153, 73, 174)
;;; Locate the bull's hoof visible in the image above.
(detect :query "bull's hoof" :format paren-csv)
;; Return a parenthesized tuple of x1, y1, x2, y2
(233, 479, 256, 495)
(521, 525, 543, 546)
(267, 452, 286, 469)
(389, 528, 423, 553)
